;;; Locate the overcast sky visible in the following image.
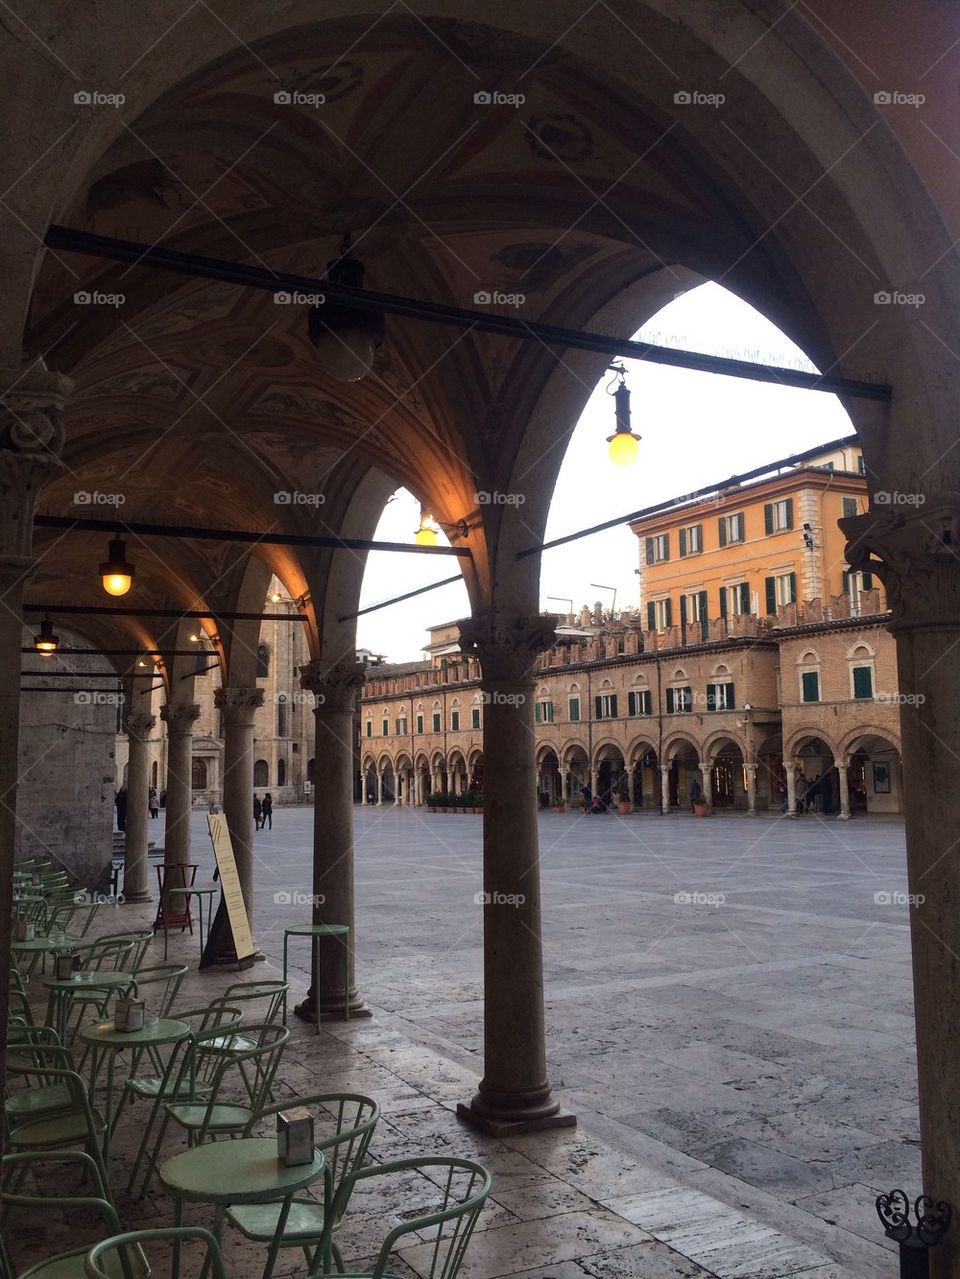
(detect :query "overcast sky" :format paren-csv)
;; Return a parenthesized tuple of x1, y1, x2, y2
(355, 282, 855, 662)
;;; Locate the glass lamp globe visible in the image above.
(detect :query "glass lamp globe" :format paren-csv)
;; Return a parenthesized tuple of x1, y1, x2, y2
(608, 430, 641, 466)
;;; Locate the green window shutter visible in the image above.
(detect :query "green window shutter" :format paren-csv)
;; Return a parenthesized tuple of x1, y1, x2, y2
(718, 518, 727, 548)
(365, 721, 371, 737)
(853, 666, 873, 699)
(679, 595, 687, 626)
(726, 682, 735, 709)
(764, 503, 773, 535)
(862, 571, 874, 590)
(842, 569, 851, 592)
(788, 571, 797, 604)
(569, 698, 579, 722)
(641, 690, 651, 715)
(683, 686, 692, 711)
(628, 691, 637, 716)
(666, 687, 675, 714)
(534, 702, 541, 724)
(765, 577, 776, 615)
(843, 496, 858, 518)
(736, 513, 745, 541)
(679, 527, 687, 557)
(719, 588, 727, 619)
(645, 536, 654, 564)
(661, 533, 669, 561)
(451, 711, 460, 730)
(801, 671, 819, 702)
(595, 695, 603, 719)
(698, 591, 708, 630)
(706, 683, 716, 711)
(784, 498, 794, 530)
(610, 694, 618, 718)
(646, 601, 656, 630)
(740, 582, 750, 614)
(471, 708, 480, 729)
(665, 598, 673, 627)
(547, 702, 554, 722)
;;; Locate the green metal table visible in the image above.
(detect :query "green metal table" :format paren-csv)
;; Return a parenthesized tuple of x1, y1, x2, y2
(282, 923, 350, 1033)
(42, 970, 135, 1044)
(78, 1016, 191, 1159)
(11, 931, 74, 979)
(166, 884, 218, 961)
(159, 1136, 324, 1275)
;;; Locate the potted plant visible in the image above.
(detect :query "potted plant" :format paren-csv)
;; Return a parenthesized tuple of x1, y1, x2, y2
(693, 797, 710, 817)
(616, 776, 632, 815)
(426, 793, 438, 811)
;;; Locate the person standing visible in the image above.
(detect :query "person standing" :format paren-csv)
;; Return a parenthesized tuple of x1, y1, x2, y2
(148, 786, 159, 819)
(253, 793, 262, 830)
(688, 776, 702, 812)
(796, 772, 809, 815)
(581, 782, 593, 814)
(262, 792, 273, 830)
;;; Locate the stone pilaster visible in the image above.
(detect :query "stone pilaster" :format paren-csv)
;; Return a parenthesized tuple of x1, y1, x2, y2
(745, 764, 758, 816)
(844, 504, 960, 1276)
(122, 713, 156, 903)
(160, 702, 201, 907)
(699, 765, 713, 810)
(296, 659, 367, 1021)
(783, 760, 797, 816)
(660, 765, 670, 815)
(214, 686, 264, 956)
(455, 610, 573, 1134)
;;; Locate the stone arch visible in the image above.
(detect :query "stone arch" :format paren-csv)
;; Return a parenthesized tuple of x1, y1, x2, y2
(662, 733, 702, 764)
(838, 724, 903, 761)
(784, 728, 842, 760)
(702, 728, 748, 764)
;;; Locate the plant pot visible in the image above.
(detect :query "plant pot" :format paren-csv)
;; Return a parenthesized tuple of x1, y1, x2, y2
(693, 801, 710, 817)
(618, 801, 631, 814)
(552, 804, 565, 813)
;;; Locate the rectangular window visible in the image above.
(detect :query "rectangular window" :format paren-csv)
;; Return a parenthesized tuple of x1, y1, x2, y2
(451, 710, 460, 731)
(396, 717, 407, 735)
(432, 711, 441, 733)
(801, 671, 820, 703)
(718, 512, 745, 546)
(852, 666, 873, 699)
(365, 720, 372, 737)
(594, 693, 618, 719)
(627, 689, 652, 716)
(534, 700, 554, 724)
(381, 717, 389, 736)
(646, 597, 673, 631)
(277, 702, 287, 737)
(842, 496, 858, 519)
(678, 524, 702, 557)
(764, 498, 794, 533)
(568, 696, 580, 722)
(416, 713, 424, 734)
(706, 682, 735, 711)
(720, 582, 751, 617)
(471, 707, 481, 729)
(857, 453, 866, 474)
(666, 685, 692, 714)
(765, 572, 797, 613)
(644, 532, 670, 564)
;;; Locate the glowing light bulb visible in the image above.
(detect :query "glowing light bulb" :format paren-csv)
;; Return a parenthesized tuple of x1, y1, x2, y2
(608, 430, 640, 466)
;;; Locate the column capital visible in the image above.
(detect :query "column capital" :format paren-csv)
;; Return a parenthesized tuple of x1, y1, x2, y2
(214, 684, 264, 727)
(123, 712, 156, 741)
(161, 701, 202, 735)
(842, 502, 960, 628)
(299, 658, 366, 712)
(0, 368, 73, 565)
(784, 760, 796, 773)
(458, 610, 557, 683)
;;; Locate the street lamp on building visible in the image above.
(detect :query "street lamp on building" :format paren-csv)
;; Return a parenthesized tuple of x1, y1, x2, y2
(606, 363, 640, 465)
(99, 536, 135, 596)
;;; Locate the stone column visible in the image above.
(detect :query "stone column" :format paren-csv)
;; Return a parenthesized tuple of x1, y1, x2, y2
(123, 713, 156, 903)
(784, 761, 797, 816)
(844, 504, 960, 1277)
(376, 768, 384, 805)
(590, 767, 599, 796)
(745, 764, 758, 816)
(456, 611, 573, 1135)
(159, 703, 201, 907)
(297, 660, 367, 1021)
(660, 765, 671, 814)
(214, 686, 264, 951)
(0, 371, 72, 1144)
(626, 769, 635, 809)
(835, 758, 852, 820)
(562, 769, 571, 805)
(699, 765, 713, 809)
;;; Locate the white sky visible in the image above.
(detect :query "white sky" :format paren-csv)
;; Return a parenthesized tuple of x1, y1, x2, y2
(356, 282, 855, 662)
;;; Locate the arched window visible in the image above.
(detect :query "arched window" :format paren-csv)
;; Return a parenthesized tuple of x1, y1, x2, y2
(256, 644, 270, 678)
(798, 649, 822, 703)
(307, 757, 315, 783)
(191, 758, 208, 790)
(151, 761, 158, 787)
(277, 759, 286, 786)
(254, 759, 269, 787)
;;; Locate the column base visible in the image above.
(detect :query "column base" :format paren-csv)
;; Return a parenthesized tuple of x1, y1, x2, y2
(457, 1093, 577, 1137)
(293, 994, 372, 1023)
(122, 891, 153, 904)
(836, 813, 852, 820)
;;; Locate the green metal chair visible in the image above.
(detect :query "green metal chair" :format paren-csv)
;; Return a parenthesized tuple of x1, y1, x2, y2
(307, 1157, 492, 1279)
(136, 1023, 289, 1196)
(4, 1040, 78, 1130)
(57, 937, 137, 1043)
(130, 962, 188, 1017)
(84, 1228, 220, 1279)
(225, 1092, 381, 1279)
(3, 1067, 110, 1192)
(0, 1151, 128, 1279)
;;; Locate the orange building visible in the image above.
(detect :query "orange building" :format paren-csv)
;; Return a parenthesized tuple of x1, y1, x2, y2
(632, 436, 883, 636)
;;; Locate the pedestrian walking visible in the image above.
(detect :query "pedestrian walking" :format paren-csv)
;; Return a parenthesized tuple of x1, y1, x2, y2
(115, 786, 127, 832)
(688, 776, 702, 812)
(148, 786, 159, 819)
(262, 792, 273, 830)
(582, 782, 593, 814)
(796, 772, 809, 815)
(253, 793, 262, 830)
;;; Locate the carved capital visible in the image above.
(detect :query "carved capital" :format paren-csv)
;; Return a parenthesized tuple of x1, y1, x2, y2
(123, 713, 156, 741)
(161, 701, 202, 735)
(214, 685, 264, 728)
(457, 610, 557, 684)
(0, 368, 72, 564)
(299, 659, 366, 713)
(842, 502, 960, 628)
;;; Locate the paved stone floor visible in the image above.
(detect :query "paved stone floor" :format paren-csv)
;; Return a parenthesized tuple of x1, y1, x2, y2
(33, 803, 912, 1275)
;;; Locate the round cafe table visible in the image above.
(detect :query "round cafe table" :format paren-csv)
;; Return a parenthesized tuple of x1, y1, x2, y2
(11, 932, 73, 979)
(160, 1137, 324, 1275)
(166, 883, 218, 962)
(42, 970, 135, 1045)
(282, 923, 350, 1033)
(78, 1016, 191, 1159)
